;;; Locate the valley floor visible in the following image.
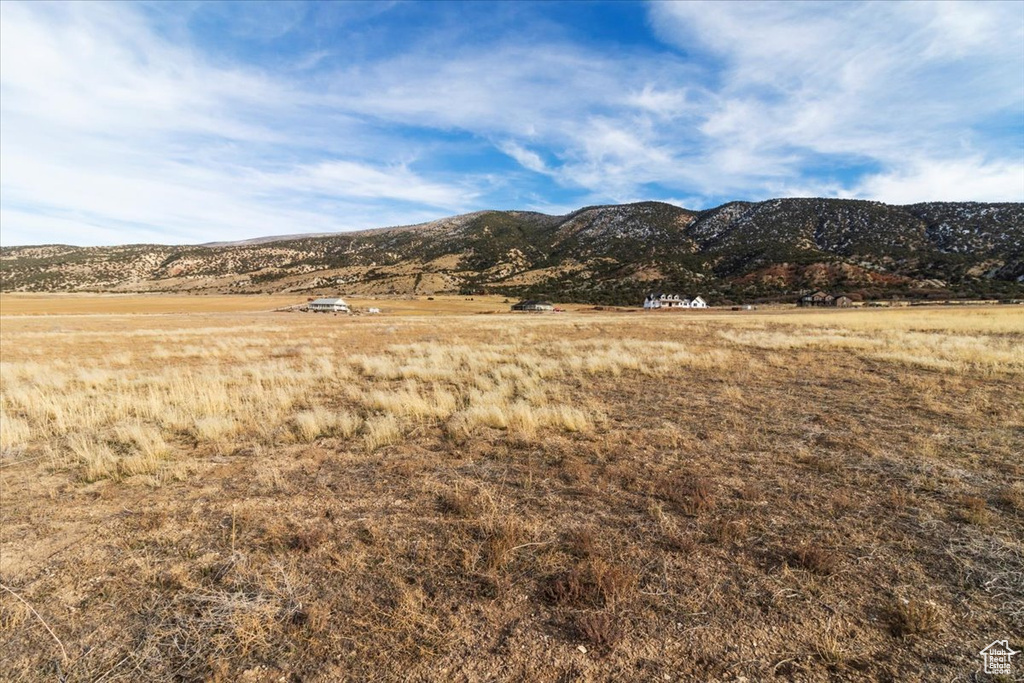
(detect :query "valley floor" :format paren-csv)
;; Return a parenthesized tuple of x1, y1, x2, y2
(0, 303, 1021, 681)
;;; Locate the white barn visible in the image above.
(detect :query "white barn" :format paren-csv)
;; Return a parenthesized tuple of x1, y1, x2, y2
(309, 298, 350, 313)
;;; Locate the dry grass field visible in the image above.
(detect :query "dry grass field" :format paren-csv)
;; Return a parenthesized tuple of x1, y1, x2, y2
(1, 302, 1021, 681)
(0, 293, 539, 317)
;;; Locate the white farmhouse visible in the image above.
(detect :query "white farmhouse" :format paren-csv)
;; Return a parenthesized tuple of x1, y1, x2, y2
(308, 297, 350, 313)
(643, 293, 708, 309)
(660, 294, 689, 308)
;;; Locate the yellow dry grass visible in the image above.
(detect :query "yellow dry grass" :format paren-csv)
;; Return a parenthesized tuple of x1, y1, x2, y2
(0, 293, 563, 317)
(0, 303, 1021, 681)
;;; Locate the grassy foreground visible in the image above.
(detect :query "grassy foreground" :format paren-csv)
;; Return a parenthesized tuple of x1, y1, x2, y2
(1, 304, 1022, 681)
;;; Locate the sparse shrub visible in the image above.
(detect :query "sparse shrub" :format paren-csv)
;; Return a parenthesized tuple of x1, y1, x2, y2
(655, 473, 715, 516)
(3, 299, 1022, 680)
(661, 531, 696, 554)
(830, 491, 855, 513)
(737, 481, 762, 501)
(802, 453, 839, 474)
(814, 622, 849, 663)
(436, 489, 479, 518)
(997, 483, 1024, 513)
(545, 558, 637, 609)
(576, 612, 623, 654)
(566, 527, 598, 558)
(287, 525, 326, 553)
(559, 458, 589, 485)
(479, 520, 524, 572)
(959, 495, 991, 526)
(705, 519, 745, 546)
(791, 544, 840, 575)
(888, 487, 910, 510)
(889, 599, 942, 638)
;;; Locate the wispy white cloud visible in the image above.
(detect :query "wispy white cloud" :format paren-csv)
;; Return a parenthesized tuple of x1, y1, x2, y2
(847, 157, 1024, 205)
(0, 1, 1020, 246)
(627, 85, 693, 119)
(0, 2, 480, 245)
(647, 1, 1024, 200)
(498, 142, 549, 175)
(255, 161, 477, 207)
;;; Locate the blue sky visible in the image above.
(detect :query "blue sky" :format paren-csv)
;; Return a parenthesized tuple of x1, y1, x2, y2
(1, 1, 1022, 246)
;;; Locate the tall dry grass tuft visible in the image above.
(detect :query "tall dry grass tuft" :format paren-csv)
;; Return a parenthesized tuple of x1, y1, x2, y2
(0, 410, 31, 452)
(363, 414, 403, 452)
(113, 422, 170, 476)
(192, 416, 238, 446)
(114, 423, 169, 460)
(292, 408, 362, 442)
(364, 384, 458, 420)
(67, 434, 118, 482)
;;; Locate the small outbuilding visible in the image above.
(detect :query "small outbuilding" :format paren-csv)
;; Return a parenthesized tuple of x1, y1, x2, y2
(309, 297, 350, 313)
(833, 295, 853, 308)
(511, 300, 555, 312)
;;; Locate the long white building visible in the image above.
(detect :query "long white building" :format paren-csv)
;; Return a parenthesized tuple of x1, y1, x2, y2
(308, 298, 350, 313)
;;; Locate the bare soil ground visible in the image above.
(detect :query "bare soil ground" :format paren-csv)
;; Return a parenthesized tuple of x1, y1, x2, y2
(1, 302, 1021, 681)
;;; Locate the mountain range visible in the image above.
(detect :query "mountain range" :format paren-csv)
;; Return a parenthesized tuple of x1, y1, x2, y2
(2, 198, 1022, 304)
